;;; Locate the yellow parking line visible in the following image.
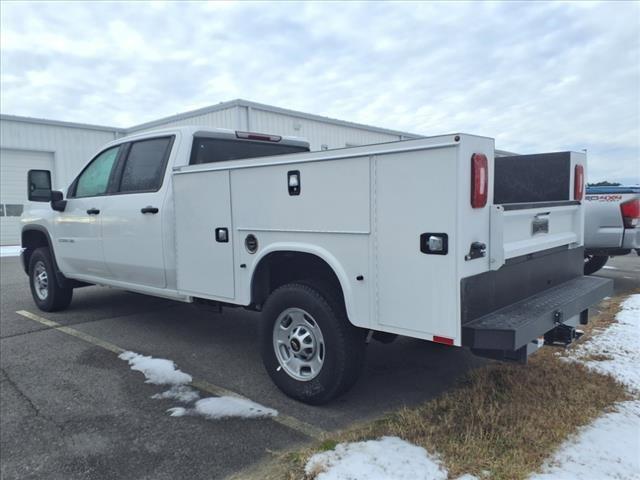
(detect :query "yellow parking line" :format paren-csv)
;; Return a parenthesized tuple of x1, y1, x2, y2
(16, 310, 125, 354)
(191, 378, 326, 439)
(15, 309, 326, 441)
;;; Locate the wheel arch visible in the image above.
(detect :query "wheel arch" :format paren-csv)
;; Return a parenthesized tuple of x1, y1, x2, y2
(21, 226, 54, 274)
(249, 244, 357, 324)
(21, 225, 79, 288)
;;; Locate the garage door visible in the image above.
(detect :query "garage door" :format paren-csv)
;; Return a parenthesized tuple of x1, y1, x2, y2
(1, 149, 55, 246)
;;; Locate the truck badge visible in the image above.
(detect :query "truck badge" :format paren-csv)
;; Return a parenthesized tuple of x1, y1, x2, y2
(532, 214, 549, 235)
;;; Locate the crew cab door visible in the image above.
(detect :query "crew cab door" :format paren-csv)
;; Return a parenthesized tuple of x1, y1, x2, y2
(100, 136, 175, 288)
(54, 145, 121, 277)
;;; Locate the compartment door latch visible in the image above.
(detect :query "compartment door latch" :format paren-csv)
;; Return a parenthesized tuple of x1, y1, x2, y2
(465, 242, 486, 261)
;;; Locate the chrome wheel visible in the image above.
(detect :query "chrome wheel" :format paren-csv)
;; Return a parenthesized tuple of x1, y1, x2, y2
(33, 261, 49, 301)
(273, 307, 325, 381)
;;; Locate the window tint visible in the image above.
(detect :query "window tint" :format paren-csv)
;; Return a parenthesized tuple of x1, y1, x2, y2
(119, 138, 172, 193)
(190, 138, 309, 165)
(75, 146, 120, 197)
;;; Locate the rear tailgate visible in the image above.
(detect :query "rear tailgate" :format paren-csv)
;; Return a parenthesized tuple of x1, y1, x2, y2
(461, 151, 613, 358)
(489, 201, 582, 269)
(489, 152, 584, 270)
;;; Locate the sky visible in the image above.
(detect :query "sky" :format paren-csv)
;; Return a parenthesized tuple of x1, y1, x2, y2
(1, 1, 638, 183)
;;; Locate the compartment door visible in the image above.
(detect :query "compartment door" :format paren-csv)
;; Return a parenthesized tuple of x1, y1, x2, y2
(373, 148, 459, 340)
(173, 170, 235, 300)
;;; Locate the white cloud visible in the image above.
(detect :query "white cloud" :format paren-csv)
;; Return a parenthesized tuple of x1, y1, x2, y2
(1, 0, 638, 182)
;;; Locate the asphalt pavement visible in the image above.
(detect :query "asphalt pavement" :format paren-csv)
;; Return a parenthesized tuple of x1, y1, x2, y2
(1, 252, 638, 479)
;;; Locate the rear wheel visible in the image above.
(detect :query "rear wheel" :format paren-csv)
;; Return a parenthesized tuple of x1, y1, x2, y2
(261, 282, 366, 404)
(28, 247, 73, 312)
(584, 254, 608, 275)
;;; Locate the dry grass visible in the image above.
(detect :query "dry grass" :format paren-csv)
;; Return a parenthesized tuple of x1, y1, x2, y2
(577, 353, 614, 362)
(258, 293, 634, 480)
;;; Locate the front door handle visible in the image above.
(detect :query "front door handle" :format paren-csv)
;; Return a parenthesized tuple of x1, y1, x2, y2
(86, 208, 100, 215)
(141, 206, 159, 214)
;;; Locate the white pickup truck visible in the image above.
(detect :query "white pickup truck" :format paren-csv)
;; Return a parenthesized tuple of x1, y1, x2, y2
(22, 127, 612, 404)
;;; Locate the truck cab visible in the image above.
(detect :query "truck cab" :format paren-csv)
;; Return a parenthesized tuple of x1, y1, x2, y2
(22, 128, 309, 296)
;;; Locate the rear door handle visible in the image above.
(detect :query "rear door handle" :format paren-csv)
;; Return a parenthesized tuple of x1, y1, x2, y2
(141, 206, 159, 214)
(86, 208, 100, 215)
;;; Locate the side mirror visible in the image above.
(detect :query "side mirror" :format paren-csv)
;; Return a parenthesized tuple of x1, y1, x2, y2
(51, 190, 67, 212)
(28, 170, 52, 202)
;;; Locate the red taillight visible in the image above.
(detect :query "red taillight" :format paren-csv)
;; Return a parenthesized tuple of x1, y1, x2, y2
(574, 164, 584, 200)
(235, 131, 282, 142)
(471, 153, 488, 208)
(621, 198, 640, 228)
(433, 335, 454, 346)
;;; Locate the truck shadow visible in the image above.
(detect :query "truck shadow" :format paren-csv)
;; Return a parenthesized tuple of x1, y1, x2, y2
(11, 275, 489, 433)
(55, 288, 487, 432)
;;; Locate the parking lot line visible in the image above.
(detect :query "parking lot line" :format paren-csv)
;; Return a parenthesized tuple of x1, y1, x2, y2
(15, 309, 327, 441)
(16, 309, 126, 354)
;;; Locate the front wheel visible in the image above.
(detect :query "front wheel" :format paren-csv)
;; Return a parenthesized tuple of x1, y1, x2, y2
(28, 247, 73, 312)
(261, 282, 366, 405)
(584, 254, 609, 275)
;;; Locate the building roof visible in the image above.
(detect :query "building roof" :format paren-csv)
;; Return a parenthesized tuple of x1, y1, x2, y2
(125, 99, 423, 138)
(1, 99, 423, 139)
(0, 105, 518, 156)
(0, 113, 124, 133)
(1, 100, 518, 154)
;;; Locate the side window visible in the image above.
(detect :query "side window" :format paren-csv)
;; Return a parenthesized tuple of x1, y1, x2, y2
(119, 137, 172, 193)
(75, 146, 120, 198)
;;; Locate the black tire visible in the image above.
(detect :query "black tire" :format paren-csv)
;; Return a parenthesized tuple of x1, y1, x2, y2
(261, 282, 366, 405)
(28, 247, 73, 312)
(584, 254, 608, 275)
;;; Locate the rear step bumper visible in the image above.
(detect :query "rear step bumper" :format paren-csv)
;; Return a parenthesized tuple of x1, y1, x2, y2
(462, 276, 613, 352)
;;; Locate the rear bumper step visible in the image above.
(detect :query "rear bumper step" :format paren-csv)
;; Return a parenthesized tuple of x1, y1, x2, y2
(462, 276, 612, 351)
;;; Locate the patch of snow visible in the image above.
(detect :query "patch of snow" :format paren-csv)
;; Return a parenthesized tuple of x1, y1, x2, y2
(152, 385, 200, 403)
(167, 407, 187, 417)
(118, 351, 192, 385)
(0, 246, 22, 257)
(529, 294, 640, 479)
(566, 294, 640, 393)
(194, 396, 277, 419)
(119, 350, 277, 421)
(165, 397, 277, 420)
(529, 400, 640, 480)
(305, 436, 463, 480)
(602, 266, 618, 270)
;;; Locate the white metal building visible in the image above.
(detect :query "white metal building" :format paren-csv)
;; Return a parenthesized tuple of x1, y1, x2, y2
(0, 99, 420, 245)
